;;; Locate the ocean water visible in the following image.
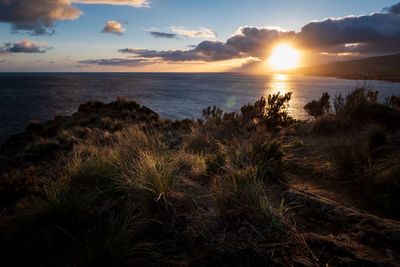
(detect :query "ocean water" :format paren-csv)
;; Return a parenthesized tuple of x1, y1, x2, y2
(0, 72, 399, 144)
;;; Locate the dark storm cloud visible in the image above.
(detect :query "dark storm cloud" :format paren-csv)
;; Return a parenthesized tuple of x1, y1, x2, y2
(150, 31, 177, 39)
(0, 0, 82, 35)
(384, 2, 400, 14)
(226, 27, 295, 55)
(79, 58, 152, 66)
(0, 0, 147, 35)
(0, 40, 50, 54)
(299, 12, 400, 53)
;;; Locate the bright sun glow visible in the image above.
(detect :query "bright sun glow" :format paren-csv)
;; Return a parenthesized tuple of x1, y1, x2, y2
(268, 44, 299, 71)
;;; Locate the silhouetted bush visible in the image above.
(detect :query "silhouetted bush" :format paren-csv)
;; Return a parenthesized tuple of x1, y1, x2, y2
(333, 87, 378, 119)
(306, 87, 400, 134)
(202, 105, 224, 124)
(310, 116, 342, 135)
(304, 92, 330, 119)
(241, 92, 294, 130)
(386, 95, 400, 109)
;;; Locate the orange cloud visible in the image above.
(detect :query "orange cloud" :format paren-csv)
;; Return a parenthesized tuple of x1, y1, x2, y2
(72, 0, 150, 7)
(0, 39, 50, 54)
(102, 21, 126, 35)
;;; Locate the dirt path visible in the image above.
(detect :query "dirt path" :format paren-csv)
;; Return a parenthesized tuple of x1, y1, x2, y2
(282, 135, 400, 266)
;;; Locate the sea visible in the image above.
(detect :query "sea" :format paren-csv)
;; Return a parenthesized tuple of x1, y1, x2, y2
(1, 72, 399, 144)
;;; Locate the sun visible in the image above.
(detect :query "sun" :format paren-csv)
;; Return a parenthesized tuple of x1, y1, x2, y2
(268, 44, 300, 71)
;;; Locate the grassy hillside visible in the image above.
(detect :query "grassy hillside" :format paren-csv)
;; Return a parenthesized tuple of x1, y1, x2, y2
(1, 91, 400, 266)
(289, 53, 400, 82)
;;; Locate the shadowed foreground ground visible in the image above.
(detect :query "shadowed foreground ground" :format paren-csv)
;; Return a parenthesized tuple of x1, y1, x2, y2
(0, 90, 399, 266)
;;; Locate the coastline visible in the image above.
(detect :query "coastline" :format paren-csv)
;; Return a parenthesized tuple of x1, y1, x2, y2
(291, 72, 400, 83)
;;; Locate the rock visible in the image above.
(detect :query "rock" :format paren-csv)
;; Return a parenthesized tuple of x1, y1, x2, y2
(78, 100, 106, 113)
(25, 120, 43, 132)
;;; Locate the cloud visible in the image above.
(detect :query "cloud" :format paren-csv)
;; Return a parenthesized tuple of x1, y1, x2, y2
(150, 31, 177, 39)
(384, 2, 400, 14)
(102, 21, 126, 35)
(119, 48, 203, 61)
(119, 40, 240, 62)
(298, 11, 400, 54)
(0, 39, 50, 54)
(119, 27, 290, 62)
(72, 0, 150, 7)
(226, 26, 295, 56)
(0, 0, 148, 35)
(148, 27, 216, 39)
(0, 0, 82, 35)
(82, 2, 400, 67)
(170, 27, 216, 38)
(79, 57, 153, 66)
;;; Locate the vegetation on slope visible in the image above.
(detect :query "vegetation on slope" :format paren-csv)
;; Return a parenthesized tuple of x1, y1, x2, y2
(0, 89, 400, 266)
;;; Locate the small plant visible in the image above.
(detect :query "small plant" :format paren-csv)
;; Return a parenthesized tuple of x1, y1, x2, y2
(240, 92, 294, 130)
(183, 126, 210, 153)
(304, 92, 330, 119)
(205, 150, 226, 176)
(328, 138, 376, 182)
(213, 166, 268, 220)
(202, 105, 224, 124)
(130, 151, 177, 201)
(367, 125, 387, 150)
(386, 95, 400, 109)
(252, 139, 284, 182)
(333, 87, 379, 119)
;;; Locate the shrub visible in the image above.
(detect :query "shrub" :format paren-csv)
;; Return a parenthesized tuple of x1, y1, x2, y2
(173, 151, 206, 175)
(304, 92, 330, 119)
(129, 151, 177, 202)
(386, 95, 400, 109)
(265, 93, 294, 128)
(241, 97, 267, 123)
(328, 137, 376, 182)
(241, 92, 294, 130)
(202, 105, 224, 125)
(3, 124, 177, 266)
(333, 87, 379, 119)
(213, 166, 268, 221)
(252, 140, 284, 183)
(183, 127, 210, 153)
(206, 151, 226, 176)
(310, 115, 342, 135)
(4, 171, 140, 267)
(367, 125, 387, 150)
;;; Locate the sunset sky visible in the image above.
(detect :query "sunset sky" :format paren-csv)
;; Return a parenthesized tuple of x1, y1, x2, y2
(1, 0, 400, 72)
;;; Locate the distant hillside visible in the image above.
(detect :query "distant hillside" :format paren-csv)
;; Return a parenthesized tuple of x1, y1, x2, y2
(289, 53, 400, 82)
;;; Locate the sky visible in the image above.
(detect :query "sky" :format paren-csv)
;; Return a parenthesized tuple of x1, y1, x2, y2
(1, 0, 400, 72)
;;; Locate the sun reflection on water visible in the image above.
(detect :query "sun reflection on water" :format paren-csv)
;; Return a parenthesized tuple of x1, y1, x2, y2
(268, 74, 290, 95)
(265, 74, 302, 119)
